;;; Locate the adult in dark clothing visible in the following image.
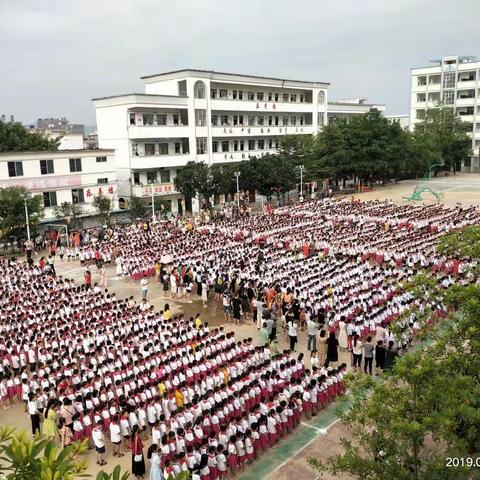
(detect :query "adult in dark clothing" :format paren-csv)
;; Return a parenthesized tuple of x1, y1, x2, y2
(384, 340, 398, 371)
(326, 331, 339, 366)
(375, 340, 386, 374)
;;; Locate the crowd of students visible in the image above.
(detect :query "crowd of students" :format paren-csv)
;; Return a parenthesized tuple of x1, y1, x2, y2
(2, 197, 479, 478)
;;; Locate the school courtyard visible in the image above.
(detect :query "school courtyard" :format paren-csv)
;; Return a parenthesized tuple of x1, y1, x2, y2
(2, 174, 479, 479)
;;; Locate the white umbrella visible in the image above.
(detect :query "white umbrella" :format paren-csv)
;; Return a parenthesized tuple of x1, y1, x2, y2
(160, 254, 173, 264)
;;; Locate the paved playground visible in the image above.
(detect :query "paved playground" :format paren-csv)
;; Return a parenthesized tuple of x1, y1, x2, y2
(3, 174, 479, 479)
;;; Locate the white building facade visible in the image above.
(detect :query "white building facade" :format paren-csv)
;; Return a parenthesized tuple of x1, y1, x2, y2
(93, 69, 330, 213)
(0, 150, 117, 222)
(327, 98, 385, 123)
(410, 55, 480, 172)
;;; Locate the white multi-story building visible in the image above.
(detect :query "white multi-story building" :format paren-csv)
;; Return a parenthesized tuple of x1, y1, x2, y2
(0, 149, 117, 222)
(410, 55, 480, 172)
(327, 98, 385, 123)
(93, 69, 330, 213)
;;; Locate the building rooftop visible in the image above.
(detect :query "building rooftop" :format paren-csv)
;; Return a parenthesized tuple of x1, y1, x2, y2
(0, 149, 114, 157)
(92, 92, 188, 101)
(140, 68, 330, 86)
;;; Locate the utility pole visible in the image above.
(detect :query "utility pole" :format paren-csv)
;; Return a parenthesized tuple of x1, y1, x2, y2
(299, 164, 305, 201)
(234, 171, 241, 208)
(151, 187, 155, 221)
(24, 197, 31, 241)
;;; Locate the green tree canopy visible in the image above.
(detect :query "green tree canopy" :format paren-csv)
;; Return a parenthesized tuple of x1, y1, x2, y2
(53, 201, 84, 229)
(93, 193, 112, 225)
(414, 107, 471, 174)
(0, 186, 44, 239)
(128, 195, 148, 220)
(0, 120, 60, 152)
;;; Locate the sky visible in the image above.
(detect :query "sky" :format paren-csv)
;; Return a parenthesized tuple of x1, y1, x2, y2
(1, 0, 479, 126)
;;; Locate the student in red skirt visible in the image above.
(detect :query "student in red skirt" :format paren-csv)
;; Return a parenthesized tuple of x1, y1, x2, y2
(215, 444, 227, 479)
(227, 435, 238, 473)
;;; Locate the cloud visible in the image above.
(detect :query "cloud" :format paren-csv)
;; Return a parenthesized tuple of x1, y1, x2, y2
(1, 0, 478, 124)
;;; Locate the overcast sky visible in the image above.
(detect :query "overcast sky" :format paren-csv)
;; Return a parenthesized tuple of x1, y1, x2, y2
(1, 0, 479, 126)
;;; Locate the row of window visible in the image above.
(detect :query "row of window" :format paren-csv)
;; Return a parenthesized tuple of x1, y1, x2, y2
(42, 184, 108, 208)
(131, 140, 189, 156)
(210, 114, 306, 127)
(129, 112, 186, 127)
(210, 88, 308, 103)
(195, 138, 279, 154)
(6, 157, 108, 178)
(133, 170, 171, 185)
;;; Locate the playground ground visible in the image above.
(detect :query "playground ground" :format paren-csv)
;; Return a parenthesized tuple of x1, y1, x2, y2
(2, 174, 479, 479)
(351, 173, 480, 207)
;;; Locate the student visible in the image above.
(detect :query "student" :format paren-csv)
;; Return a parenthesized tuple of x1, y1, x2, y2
(59, 417, 73, 449)
(110, 415, 124, 458)
(27, 392, 40, 435)
(375, 340, 386, 375)
(351, 334, 363, 372)
(92, 420, 107, 466)
(363, 336, 374, 375)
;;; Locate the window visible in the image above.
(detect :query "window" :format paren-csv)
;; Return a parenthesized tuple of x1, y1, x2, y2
(274, 116, 279, 126)
(416, 93, 426, 102)
(282, 116, 289, 126)
(239, 115, 244, 125)
(210, 89, 217, 99)
(143, 113, 154, 125)
(133, 172, 140, 185)
(219, 89, 228, 99)
(211, 115, 218, 126)
(233, 115, 238, 126)
(159, 143, 168, 155)
(232, 90, 238, 99)
(69, 158, 82, 172)
(160, 170, 170, 183)
(221, 141, 229, 152)
(42, 191, 57, 208)
(239, 140, 245, 151)
(194, 81, 206, 99)
(291, 116, 297, 126)
(299, 116, 304, 125)
(178, 80, 187, 96)
(212, 141, 219, 153)
(417, 76, 427, 86)
(97, 177, 108, 185)
(248, 115, 255, 126)
(221, 115, 229, 125)
(300, 94, 305, 103)
(196, 138, 207, 155)
(258, 116, 264, 126)
(144, 144, 156, 156)
(282, 93, 289, 102)
(175, 142, 181, 154)
(195, 109, 207, 126)
(40, 159, 54, 175)
(233, 140, 239, 151)
(257, 92, 264, 101)
(147, 171, 157, 184)
(96, 156, 107, 162)
(238, 90, 243, 100)
(274, 93, 279, 102)
(7, 161, 23, 177)
(173, 114, 179, 125)
(290, 94, 297, 102)
(258, 139, 265, 150)
(318, 91, 325, 105)
(247, 91, 255, 101)
(443, 72, 455, 88)
(443, 91, 455, 105)
(268, 116, 273, 126)
(268, 92, 273, 101)
(248, 139, 255, 150)
(129, 113, 136, 125)
(268, 139, 273, 149)
(156, 114, 167, 125)
(71, 188, 84, 204)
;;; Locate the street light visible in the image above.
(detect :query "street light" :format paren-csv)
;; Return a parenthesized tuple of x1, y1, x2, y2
(24, 197, 31, 241)
(298, 164, 305, 201)
(234, 171, 241, 208)
(151, 187, 155, 221)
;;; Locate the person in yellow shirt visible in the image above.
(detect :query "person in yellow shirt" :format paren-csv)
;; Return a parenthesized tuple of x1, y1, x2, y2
(175, 389, 184, 408)
(194, 314, 202, 330)
(157, 382, 166, 396)
(163, 304, 172, 321)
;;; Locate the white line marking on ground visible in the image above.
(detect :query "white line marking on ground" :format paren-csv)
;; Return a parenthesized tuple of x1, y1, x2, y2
(268, 417, 341, 477)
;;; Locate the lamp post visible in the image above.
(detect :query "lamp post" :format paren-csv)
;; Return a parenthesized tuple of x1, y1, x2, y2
(24, 197, 31, 241)
(298, 164, 305, 201)
(234, 171, 241, 208)
(151, 187, 155, 221)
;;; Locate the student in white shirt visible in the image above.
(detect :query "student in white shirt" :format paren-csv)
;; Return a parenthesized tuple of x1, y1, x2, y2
(92, 420, 107, 466)
(109, 416, 123, 458)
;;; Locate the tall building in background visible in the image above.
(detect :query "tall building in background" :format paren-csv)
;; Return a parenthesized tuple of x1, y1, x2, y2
(410, 55, 480, 172)
(94, 69, 383, 213)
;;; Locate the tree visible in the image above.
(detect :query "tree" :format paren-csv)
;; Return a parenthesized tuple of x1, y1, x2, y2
(309, 227, 480, 479)
(0, 120, 60, 152)
(0, 186, 44, 239)
(53, 202, 84, 229)
(93, 193, 112, 225)
(415, 107, 471, 174)
(128, 195, 148, 220)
